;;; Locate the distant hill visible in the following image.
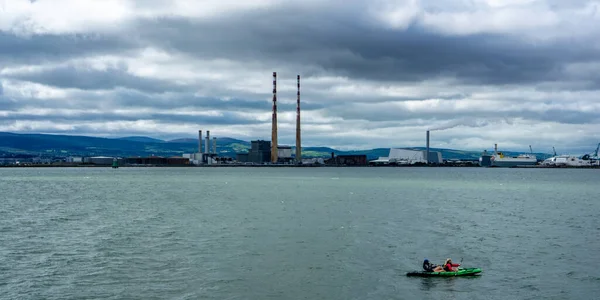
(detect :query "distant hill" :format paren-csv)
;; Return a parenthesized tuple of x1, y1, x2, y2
(0, 132, 232, 158)
(168, 137, 249, 145)
(167, 138, 198, 144)
(116, 136, 165, 143)
(0, 132, 552, 160)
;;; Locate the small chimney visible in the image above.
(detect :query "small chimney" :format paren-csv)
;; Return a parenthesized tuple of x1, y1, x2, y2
(426, 130, 430, 164)
(205, 130, 210, 154)
(213, 137, 217, 154)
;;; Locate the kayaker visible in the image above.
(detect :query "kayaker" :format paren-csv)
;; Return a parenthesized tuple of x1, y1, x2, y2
(423, 259, 444, 272)
(442, 258, 461, 272)
(422, 259, 435, 271)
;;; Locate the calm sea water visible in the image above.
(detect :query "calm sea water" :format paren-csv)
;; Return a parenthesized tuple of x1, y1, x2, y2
(1, 167, 599, 299)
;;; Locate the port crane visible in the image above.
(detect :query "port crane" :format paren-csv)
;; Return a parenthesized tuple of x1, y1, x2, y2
(578, 143, 600, 165)
(590, 143, 600, 161)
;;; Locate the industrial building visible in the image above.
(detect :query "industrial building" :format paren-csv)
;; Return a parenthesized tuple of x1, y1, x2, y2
(301, 158, 325, 165)
(235, 140, 271, 164)
(370, 148, 443, 165)
(235, 141, 293, 164)
(249, 140, 272, 163)
(83, 156, 116, 165)
(277, 146, 293, 163)
(66, 156, 83, 163)
(392, 148, 442, 164)
(235, 153, 249, 163)
(184, 129, 221, 165)
(326, 153, 368, 166)
(125, 156, 190, 165)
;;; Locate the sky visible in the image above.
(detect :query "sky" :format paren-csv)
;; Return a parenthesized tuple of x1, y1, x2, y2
(1, 0, 599, 154)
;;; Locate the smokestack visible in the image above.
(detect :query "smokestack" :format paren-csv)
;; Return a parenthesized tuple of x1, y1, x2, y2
(213, 137, 217, 154)
(198, 130, 203, 153)
(205, 130, 210, 154)
(296, 74, 301, 163)
(426, 130, 430, 164)
(271, 72, 278, 163)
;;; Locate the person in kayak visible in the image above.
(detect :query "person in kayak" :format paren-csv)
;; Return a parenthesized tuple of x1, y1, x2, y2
(422, 259, 435, 271)
(442, 258, 461, 272)
(423, 259, 444, 272)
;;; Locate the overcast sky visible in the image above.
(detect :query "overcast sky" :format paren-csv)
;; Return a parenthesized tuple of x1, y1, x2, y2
(1, 0, 599, 153)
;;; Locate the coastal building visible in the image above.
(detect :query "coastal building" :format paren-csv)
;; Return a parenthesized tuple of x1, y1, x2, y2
(301, 158, 325, 165)
(325, 153, 368, 166)
(235, 153, 249, 163)
(248, 140, 272, 163)
(84, 156, 115, 165)
(125, 156, 190, 165)
(66, 156, 83, 163)
(235, 140, 271, 164)
(234, 141, 294, 164)
(370, 148, 443, 165)
(277, 146, 293, 163)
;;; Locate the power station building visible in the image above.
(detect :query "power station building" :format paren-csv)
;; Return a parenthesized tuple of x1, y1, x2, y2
(249, 140, 272, 163)
(236, 140, 270, 163)
(235, 140, 293, 164)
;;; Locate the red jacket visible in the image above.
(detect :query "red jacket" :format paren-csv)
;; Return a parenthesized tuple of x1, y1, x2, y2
(444, 263, 460, 271)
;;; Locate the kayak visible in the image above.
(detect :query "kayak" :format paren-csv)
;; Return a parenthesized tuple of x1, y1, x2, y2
(406, 267, 482, 277)
(406, 268, 482, 277)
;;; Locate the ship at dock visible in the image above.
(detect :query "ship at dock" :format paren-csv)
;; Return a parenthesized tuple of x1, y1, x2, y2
(541, 143, 600, 167)
(479, 144, 538, 167)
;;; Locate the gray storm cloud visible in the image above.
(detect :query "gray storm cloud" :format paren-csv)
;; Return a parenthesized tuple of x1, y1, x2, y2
(0, 0, 599, 153)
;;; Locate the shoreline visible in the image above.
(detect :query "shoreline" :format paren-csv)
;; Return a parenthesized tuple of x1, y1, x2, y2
(0, 164, 598, 169)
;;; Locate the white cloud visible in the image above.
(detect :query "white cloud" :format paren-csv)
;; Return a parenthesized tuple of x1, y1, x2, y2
(1, 79, 68, 99)
(0, 0, 132, 35)
(420, 7, 559, 36)
(0, 0, 284, 36)
(370, 0, 421, 30)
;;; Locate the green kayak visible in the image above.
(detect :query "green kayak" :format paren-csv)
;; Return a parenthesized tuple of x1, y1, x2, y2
(406, 268, 482, 277)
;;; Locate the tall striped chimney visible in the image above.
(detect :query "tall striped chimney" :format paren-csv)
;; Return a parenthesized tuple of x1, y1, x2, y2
(296, 74, 301, 163)
(271, 72, 278, 163)
(198, 130, 203, 153)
